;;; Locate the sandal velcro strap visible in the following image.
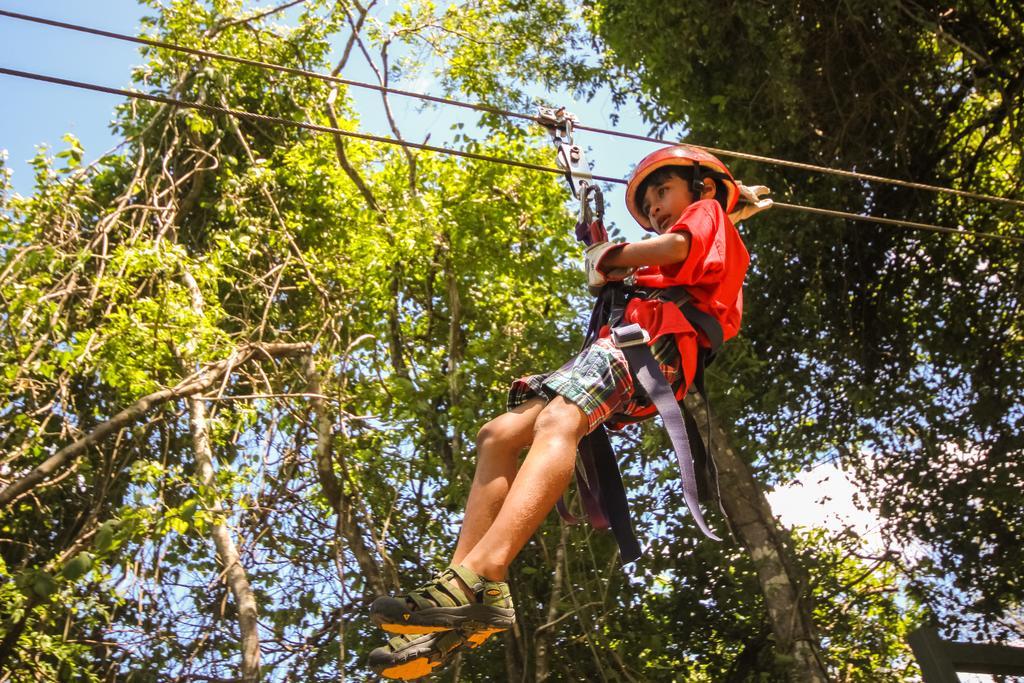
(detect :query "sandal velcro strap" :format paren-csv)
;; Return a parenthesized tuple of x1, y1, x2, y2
(448, 565, 485, 592)
(407, 568, 473, 610)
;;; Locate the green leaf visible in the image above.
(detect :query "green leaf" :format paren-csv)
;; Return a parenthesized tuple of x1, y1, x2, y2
(61, 552, 94, 581)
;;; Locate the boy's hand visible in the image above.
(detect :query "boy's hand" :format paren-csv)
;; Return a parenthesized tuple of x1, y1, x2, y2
(585, 242, 634, 294)
(729, 183, 773, 223)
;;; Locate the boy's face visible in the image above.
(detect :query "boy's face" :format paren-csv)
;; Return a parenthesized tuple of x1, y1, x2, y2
(640, 175, 712, 233)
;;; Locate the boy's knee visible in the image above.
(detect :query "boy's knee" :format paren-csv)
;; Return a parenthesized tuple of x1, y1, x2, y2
(476, 414, 527, 453)
(534, 397, 589, 439)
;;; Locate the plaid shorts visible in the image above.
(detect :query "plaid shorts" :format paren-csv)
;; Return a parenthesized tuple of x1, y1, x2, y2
(508, 335, 687, 433)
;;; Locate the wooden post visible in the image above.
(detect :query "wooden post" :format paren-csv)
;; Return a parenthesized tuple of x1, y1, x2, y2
(909, 626, 1024, 681)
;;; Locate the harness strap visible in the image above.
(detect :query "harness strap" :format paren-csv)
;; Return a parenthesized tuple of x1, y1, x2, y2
(555, 449, 610, 530)
(582, 427, 642, 563)
(682, 395, 730, 523)
(556, 284, 729, 560)
(644, 285, 724, 354)
(616, 325, 722, 542)
(644, 287, 726, 519)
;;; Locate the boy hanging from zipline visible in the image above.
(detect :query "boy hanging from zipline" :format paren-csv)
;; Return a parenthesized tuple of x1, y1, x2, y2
(368, 136, 771, 679)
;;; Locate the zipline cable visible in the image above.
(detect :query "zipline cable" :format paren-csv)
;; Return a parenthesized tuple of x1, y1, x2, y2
(0, 66, 620, 184)
(0, 11, 535, 126)
(3, 7, 1024, 211)
(1, 66, 1022, 246)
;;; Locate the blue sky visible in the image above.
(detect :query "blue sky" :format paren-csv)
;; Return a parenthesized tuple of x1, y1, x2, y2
(0, 1, 148, 193)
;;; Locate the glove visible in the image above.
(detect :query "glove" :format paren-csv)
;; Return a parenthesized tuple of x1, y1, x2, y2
(584, 241, 633, 295)
(728, 182, 773, 223)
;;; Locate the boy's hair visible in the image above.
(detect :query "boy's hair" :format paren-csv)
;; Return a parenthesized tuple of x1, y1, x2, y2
(634, 165, 730, 213)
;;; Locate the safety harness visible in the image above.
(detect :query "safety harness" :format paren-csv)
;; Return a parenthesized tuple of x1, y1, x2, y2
(538, 107, 725, 563)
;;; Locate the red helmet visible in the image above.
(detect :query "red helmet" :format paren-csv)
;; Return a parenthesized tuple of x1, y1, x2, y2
(625, 145, 739, 231)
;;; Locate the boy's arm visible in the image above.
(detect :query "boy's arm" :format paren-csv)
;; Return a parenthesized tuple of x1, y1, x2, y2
(598, 232, 691, 270)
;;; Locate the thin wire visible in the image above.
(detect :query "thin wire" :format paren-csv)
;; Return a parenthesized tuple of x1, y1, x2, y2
(3, 7, 1024, 210)
(0, 66, 620, 184)
(771, 202, 1005, 240)
(1, 66, 1021, 245)
(0, 9, 538, 124)
(578, 123, 1024, 209)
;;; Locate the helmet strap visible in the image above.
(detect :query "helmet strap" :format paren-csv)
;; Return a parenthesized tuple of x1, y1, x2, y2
(690, 161, 705, 197)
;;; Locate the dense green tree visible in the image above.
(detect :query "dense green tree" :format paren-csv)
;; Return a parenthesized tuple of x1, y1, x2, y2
(586, 0, 1024, 640)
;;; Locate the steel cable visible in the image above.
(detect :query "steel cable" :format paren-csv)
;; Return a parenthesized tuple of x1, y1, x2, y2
(1, 65, 1021, 245)
(3, 7, 1024, 210)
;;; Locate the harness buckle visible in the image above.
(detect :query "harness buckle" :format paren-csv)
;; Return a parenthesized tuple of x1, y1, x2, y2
(610, 323, 650, 348)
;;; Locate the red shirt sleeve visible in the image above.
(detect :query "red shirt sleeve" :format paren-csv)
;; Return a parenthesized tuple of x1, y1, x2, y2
(658, 199, 726, 285)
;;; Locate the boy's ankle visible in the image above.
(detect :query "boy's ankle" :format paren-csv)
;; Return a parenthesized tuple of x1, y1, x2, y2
(456, 560, 505, 584)
(449, 564, 513, 611)
(446, 567, 477, 603)
(448, 564, 508, 604)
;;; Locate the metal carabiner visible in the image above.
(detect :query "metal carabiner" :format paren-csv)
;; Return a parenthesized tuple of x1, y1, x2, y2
(575, 184, 609, 245)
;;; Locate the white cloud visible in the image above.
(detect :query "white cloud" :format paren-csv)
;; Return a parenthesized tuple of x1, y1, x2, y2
(767, 461, 887, 552)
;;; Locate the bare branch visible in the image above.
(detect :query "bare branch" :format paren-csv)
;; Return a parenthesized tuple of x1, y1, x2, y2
(206, 0, 309, 38)
(304, 355, 390, 597)
(182, 270, 261, 681)
(325, 87, 382, 211)
(350, 26, 417, 190)
(331, 0, 377, 77)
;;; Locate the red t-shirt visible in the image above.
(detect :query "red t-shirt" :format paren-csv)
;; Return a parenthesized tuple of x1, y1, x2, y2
(601, 198, 750, 393)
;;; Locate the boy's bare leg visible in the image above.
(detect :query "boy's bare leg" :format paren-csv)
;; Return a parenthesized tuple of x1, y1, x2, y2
(451, 398, 545, 566)
(458, 396, 589, 581)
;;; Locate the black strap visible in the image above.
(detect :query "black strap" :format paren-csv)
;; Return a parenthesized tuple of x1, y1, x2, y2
(617, 329, 721, 541)
(581, 427, 642, 564)
(652, 286, 724, 356)
(562, 442, 610, 530)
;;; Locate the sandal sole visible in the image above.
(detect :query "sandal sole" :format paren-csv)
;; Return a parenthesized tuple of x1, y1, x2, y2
(369, 626, 502, 679)
(369, 635, 463, 680)
(371, 597, 515, 635)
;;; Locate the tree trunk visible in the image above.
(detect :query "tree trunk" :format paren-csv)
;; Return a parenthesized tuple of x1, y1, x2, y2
(187, 394, 262, 683)
(684, 394, 829, 683)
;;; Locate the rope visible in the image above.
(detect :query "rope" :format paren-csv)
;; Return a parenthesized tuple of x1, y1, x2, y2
(1, 66, 1021, 245)
(3, 7, 1024, 210)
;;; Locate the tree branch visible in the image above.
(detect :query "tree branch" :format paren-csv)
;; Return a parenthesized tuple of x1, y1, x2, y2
(206, 0, 308, 38)
(181, 270, 260, 681)
(0, 341, 310, 509)
(304, 356, 390, 597)
(324, 87, 382, 212)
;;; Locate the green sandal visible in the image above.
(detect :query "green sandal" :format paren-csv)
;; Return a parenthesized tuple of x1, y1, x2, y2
(368, 622, 503, 680)
(370, 565, 515, 635)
